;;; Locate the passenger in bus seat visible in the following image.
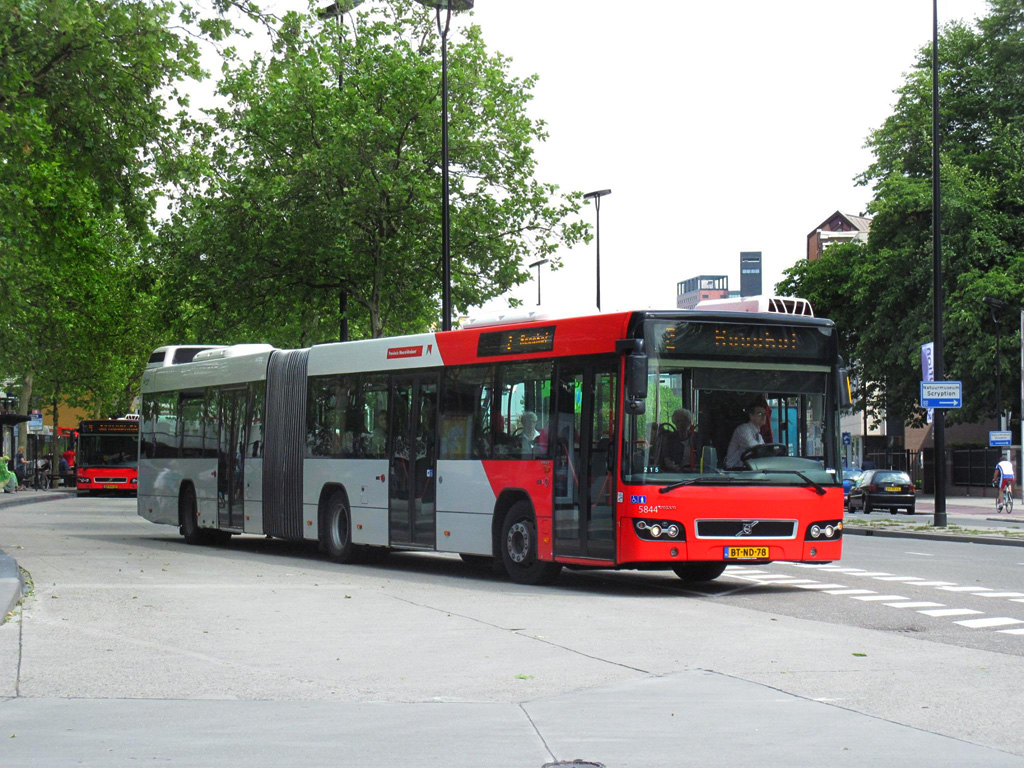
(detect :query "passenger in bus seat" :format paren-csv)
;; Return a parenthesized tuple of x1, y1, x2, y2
(658, 409, 696, 472)
(516, 411, 547, 455)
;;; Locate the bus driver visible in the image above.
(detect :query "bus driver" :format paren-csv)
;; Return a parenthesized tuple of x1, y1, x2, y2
(725, 403, 767, 468)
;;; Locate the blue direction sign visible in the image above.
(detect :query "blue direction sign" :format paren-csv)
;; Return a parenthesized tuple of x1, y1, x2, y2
(842, 432, 852, 446)
(990, 430, 1012, 447)
(920, 380, 962, 409)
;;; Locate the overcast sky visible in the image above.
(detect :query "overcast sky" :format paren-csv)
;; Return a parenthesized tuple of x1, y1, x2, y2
(240, 0, 994, 317)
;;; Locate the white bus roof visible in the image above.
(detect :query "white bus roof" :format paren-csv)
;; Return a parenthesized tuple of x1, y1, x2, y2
(146, 345, 226, 368)
(142, 345, 277, 393)
(693, 296, 814, 317)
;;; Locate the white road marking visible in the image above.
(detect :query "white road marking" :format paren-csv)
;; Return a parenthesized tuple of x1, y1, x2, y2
(745, 574, 808, 581)
(873, 576, 926, 582)
(918, 608, 984, 617)
(976, 592, 1024, 598)
(823, 589, 876, 595)
(913, 581, 957, 586)
(757, 579, 819, 585)
(954, 617, 1024, 629)
(851, 595, 908, 602)
(938, 586, 992, 593)
(905, 552, 934, 556)
(885, 601, 944, 608)
(998, 628, 1024, 635)
(847, 572, 892, 577)
(793, 583, 847, 590)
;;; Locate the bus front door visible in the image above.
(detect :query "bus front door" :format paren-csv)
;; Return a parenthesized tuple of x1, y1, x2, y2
(552, 359, 617, 561)
(218, 387, 247, 530)
(388, 373, 438, 548)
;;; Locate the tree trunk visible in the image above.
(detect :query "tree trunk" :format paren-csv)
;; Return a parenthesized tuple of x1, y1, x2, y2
(17, 373, 33, 454)
(51, 390, 60, 487)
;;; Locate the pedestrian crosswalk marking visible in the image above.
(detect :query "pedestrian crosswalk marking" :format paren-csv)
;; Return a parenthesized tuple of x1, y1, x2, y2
(823, 589, 876, 595)
(938, 586, 992, 593)
(918, 608, 983, 617)
(852, 595, 908, 602)
(884, 601, 944, 609)
(954, 617, 1024, 629)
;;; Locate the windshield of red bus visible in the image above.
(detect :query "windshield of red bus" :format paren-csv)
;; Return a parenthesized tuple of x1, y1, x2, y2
(623, 319, 839, 486)
(78, 435, 138, 468)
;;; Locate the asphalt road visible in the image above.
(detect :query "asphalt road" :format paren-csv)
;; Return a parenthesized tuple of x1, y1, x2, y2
(2, 495, 1024, 766)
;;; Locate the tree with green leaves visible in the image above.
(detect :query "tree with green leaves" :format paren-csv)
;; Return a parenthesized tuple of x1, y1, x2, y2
(779, 0, 1024, 428)
(157, 0, 588, 344)
(0, 0, 216, 440)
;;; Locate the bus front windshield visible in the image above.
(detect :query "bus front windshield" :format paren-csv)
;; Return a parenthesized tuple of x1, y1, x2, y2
(623, 320, 839, 487)
(79, 435, 138, 468)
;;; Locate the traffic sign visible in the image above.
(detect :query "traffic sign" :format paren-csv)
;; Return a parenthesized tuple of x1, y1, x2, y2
(842, 432, 851, 446)
(990, 430, 1012, 447)
(920, 380, 962, 409)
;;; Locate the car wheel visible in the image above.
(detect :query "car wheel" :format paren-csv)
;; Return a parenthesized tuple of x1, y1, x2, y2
(863, 500, 871, 514)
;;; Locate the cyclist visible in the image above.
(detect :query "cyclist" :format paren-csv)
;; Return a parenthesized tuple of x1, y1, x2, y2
(993, 457, 1015, 512)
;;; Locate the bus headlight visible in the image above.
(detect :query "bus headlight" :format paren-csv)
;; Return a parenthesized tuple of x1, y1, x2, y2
(804, 521, 842, 541)
(633, 519, 685, 541)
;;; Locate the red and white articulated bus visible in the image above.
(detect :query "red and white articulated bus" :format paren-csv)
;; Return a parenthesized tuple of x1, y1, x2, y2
(137, 307, 849, 584)
(77, 418, 140, 495)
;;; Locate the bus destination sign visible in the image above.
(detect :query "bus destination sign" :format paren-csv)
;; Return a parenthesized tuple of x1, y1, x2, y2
(81, 420, 138, 434)
(654, 321, 832, 362)
(477, 325, 556, 357)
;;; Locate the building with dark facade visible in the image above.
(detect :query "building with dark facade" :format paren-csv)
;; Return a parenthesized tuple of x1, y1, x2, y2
(739, 251, 762, 296)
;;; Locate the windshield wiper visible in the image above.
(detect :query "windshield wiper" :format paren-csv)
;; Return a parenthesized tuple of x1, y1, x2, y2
(659, 475, 765, 494)
(756, 469, 827, 495)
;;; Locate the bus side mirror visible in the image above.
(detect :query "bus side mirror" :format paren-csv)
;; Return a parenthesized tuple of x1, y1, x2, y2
(838, 368, 853, 408)
(625, 354, 648, 415)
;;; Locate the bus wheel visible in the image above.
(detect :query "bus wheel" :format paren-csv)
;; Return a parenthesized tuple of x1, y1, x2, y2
(324, 492, 355, 563)
(500, 501, 561, 585)
(180, 486, 203, 545)
(672, 562, 727, 583)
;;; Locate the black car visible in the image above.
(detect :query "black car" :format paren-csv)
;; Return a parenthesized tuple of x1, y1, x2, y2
(848, 469, 916, 514)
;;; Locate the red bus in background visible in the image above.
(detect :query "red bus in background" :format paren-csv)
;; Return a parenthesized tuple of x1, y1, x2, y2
(76, 419, 139, 495)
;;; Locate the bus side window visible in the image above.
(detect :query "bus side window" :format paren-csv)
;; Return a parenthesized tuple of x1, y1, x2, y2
(359, 374, 390, 460)
(440, 366, 493, 460)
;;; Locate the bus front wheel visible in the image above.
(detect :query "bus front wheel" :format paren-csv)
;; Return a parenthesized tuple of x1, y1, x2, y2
(672, 562, 727, 583)
(500, 501, 561, 585)
(324, 492, 355, 563)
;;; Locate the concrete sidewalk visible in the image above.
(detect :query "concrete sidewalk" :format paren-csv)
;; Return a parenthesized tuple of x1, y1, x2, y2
(0, 488, 74, 618)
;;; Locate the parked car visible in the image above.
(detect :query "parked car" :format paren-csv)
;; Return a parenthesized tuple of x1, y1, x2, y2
(842, 468, 863, 508)
(848, 469, 916, 514)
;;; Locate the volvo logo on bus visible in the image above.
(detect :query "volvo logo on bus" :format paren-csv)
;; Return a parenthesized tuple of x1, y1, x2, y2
(737, 521, 759, 537)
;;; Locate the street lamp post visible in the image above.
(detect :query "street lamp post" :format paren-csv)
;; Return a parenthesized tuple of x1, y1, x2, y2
(318, 0, 364, 342)
(414, 0, 474, 332)
(529, 258, 549, 305)
(583, 189, 611, 311)
(931, 0, 947, 527)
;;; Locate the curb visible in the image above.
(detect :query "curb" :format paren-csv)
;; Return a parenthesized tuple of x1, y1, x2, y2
(0, 548, 24, 618)
(844, 526, 1024, 548)
(0, 490, 77, 509)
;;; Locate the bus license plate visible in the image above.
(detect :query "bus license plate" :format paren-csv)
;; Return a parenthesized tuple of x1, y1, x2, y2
(885, 486, 901, 492)
(104, 484, 118, 489)
(725, 546, 768, 560)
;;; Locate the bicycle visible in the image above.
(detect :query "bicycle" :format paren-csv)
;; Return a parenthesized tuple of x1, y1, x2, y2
(996, 483, 1014, 514)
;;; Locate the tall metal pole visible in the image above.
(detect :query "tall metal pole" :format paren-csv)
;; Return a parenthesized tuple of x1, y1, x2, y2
(439, 4, 452, 331)
(529, 258, 549, 306)
(932, 0, 947, 527)
(583, 189, 611, 312)
(1020, 309, 1023, 499)
(595, 198, 601, 311)
(996, 318, 1003, 434)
